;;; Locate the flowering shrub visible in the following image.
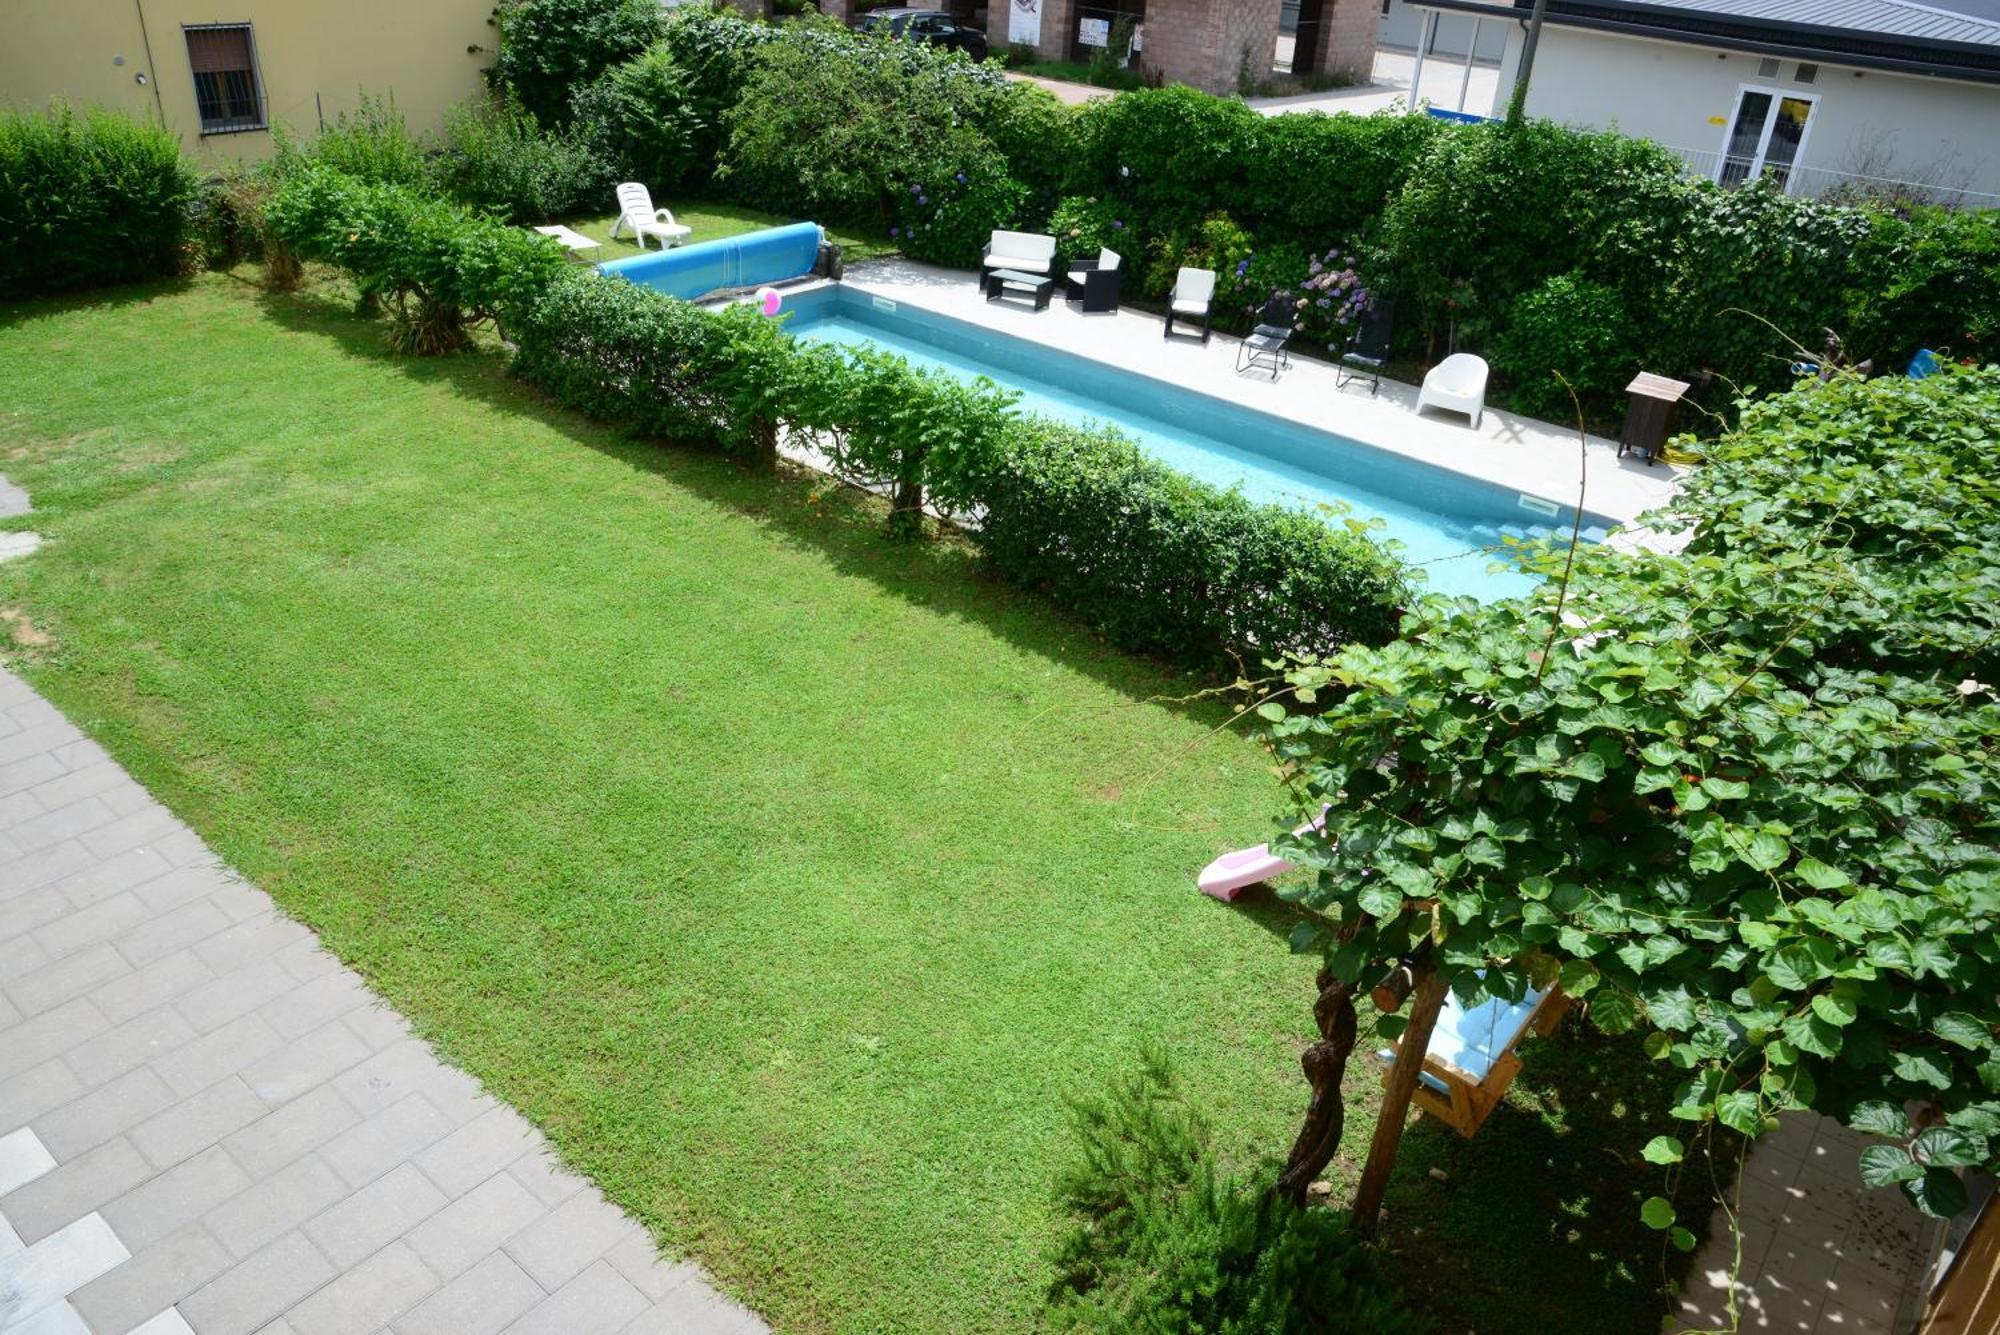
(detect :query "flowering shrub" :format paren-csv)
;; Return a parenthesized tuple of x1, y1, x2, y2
(892, 147, 1029, 269)
(1048, 195, 1125, 264)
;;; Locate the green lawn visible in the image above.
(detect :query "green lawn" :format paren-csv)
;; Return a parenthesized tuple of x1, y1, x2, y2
(554, 199, 900, 267)
(0, 270, 1713, 1332)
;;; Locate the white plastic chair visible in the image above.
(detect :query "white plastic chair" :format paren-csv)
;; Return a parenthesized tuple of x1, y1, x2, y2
(610, 183, 692, 251)
(1416, 352, 1489, 429)
(1165, 267, 1216, 342)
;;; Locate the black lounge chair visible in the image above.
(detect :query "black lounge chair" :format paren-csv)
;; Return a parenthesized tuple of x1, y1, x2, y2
(1335, 297, 1396, 395)
(1236, 295, 1299, 380)
(1065, 247, 1123, 314)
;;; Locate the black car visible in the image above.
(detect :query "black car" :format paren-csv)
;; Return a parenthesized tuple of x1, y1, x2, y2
(857, 7, 990, 61)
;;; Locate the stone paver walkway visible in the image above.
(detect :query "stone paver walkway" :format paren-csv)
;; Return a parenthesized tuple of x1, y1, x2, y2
(0, 663, 765, 1334)
(1669, 1112, 1932, 1335)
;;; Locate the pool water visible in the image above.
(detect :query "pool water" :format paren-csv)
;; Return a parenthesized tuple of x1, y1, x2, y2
(781, 285, 1611, 600)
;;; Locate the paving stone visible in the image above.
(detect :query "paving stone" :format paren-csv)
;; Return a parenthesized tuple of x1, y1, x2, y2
(6, 943, 130, 1018)
(392, 1250, 546, 1335)
(50, 845, 169, 911)
(259, 970, 372, 1041)
(35, 1066, 178, 1160)
(0, 753, 65, 801)
(0, 999, 110, 1083)
(103, 1145, 255, 1252)
(95, 949, 219, 1025)
(285, 1240, 439, 1335)
(202, 1154, 352, 1262)
(320, 1094, 457, 1191)
(222, 1086, 363, 1181)
(0, 787, 46, 830)
(178, 960, 299, 1035)
(405, 1170, 548, 1282)
(34, 891, 150, 960)
(0, 1213, 131, 1330)
(28, 761, 130, 815)
(130, 1308, 199, 1335)
(114, 897, 234, 969)
(503, 1187, 636, 1292)
(336, 1042, 464, 1119)
(503, 1151, 584, 1211)
(9, 1297, 92, 1335)
(127, 864, 229, 916)
(0, 1059, 86, 1132)
(302, 1162, 449, 1268)
(0, 934, 54, 987)
(239, 1016, 372, 1106)
(0, 885, 73, 945)
(49, 737, 112, 772)
(131, 1077, 270, 1171)
(153, 1013, 285, 1099)
(179, 1232, 337, 1335)
(194, 916, 318, 976)
(617, 1283, 764, 1335)
(72, 1224, 234, 1335)
(272, 940, 345, 985)
(62, 1005, 195, 1089)
(0, 988, 18, 1028)
(148, 827, 217, 870)
(0, 721, 74, 766)
(1, 1136, 153, 1245)
(80, 807, 184, 861)
(600, 1230, 702, 1304)
(0, 1126, 59, 1195)
(501, 1259, 648, 1335)
(11, 797, 119, 856)
(416, 1106, 539, 1199)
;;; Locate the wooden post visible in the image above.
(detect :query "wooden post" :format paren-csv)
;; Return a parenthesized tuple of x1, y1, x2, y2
(1351, 967, 1449, 1233)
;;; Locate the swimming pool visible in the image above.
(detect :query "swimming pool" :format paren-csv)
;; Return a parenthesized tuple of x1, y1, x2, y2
(781, 285, 1612, 601)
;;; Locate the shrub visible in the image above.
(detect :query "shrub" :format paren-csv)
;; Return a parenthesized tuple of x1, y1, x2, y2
(495, 0, 662, 126)
(969, 417, 1407, 665)
(429, 101, 610, 222)
(571, 45, 706, 193)
(1072, 87, 1260, 239)
(975, 81, 1077, 223)
(1230, 110, 1442, 250)
(892, 144, 1029, 268)
(1049, 195, 1126, 265)
(660, 2, 781, 164)
(290, 94, 428, 186)
(1493, 273, 1642, 420)
(0, 104, 200, 299)
(266, 164, 567, 352)
(1049, 1049, 1418, 1333)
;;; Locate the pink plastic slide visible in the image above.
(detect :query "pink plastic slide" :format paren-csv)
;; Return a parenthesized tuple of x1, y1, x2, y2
(1196, 811, 1329, 901)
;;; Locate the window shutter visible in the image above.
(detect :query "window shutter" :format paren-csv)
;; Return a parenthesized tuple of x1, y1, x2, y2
(187, 27, 251, 74)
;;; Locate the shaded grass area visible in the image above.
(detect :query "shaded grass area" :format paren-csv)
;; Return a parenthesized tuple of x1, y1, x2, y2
(553, 198, 899, 267)
(0, 272, 1715, 1332)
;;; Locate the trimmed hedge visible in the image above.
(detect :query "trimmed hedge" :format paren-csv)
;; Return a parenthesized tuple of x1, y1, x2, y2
(511, 267, 1408, 665)
(0, 105, 200, 299)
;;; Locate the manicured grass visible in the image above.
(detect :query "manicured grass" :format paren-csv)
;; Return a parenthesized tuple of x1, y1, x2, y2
(0, 272, 1712, 1332)
(555, 198, 899, 267)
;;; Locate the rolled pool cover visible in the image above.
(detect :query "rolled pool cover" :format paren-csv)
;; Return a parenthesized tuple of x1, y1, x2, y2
(597, 222, 825, 302)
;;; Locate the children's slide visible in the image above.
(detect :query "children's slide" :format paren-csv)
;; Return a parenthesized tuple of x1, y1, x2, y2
(1196, 811, 1328, 901)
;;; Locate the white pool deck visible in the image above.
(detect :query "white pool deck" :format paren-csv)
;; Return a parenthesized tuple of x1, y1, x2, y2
(832, 259, 1685, 542)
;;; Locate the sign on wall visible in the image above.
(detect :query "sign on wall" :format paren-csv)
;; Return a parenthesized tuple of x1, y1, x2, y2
(1078, 16, 1110, 46)
(1010, 0, 1042, 47)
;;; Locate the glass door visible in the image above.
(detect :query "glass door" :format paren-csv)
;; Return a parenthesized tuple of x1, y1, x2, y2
(1716, 87, 1817, 191)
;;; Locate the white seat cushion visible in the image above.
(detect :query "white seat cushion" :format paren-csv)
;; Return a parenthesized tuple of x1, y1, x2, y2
(1171, 297, 1208, 314)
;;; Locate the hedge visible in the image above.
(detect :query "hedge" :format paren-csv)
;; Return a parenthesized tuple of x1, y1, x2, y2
(0, 105, 200, 299)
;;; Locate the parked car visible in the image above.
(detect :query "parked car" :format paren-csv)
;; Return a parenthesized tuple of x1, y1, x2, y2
(857, 7, 990, 60)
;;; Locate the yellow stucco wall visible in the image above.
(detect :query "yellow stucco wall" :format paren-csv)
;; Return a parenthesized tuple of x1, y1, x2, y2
(0, 0, 498, 163)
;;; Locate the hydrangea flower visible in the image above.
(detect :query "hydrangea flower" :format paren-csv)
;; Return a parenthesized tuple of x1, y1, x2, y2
(890, 226, 901, 238)
(1112, 219, 1124, 229)
(955, 172, 967, 184)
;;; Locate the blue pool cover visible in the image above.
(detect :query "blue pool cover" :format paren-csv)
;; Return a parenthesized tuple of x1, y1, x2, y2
(597, 222, 823, 301)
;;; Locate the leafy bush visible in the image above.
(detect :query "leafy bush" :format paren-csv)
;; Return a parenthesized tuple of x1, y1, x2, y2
(660, 2, 781, 164)
(892, 145, 1029, 268)
(1049, 195, 1127, 265)
(572, 45, 706, 193)
(1050, 1049, 1418, 1333)
(0, 104, 200, 299)
(495, 0, 661, 126)
(1493, 273, 1642, 420)
(291, 94, 429, 186)
(1258, 364, 2000, 1224)
(266, 164, 567, 352)
(1072, 87, 1260, 240)
(1230, 111, 1442, 249)
(429, 102, 610, 222)
(970, 417, 1407, 664)
(977, 81, 1077, 222)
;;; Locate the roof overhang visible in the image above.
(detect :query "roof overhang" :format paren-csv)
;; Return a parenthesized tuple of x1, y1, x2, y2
(1415, 0, 2000, 85)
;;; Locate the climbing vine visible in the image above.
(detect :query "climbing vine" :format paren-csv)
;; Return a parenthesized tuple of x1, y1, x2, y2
(1257, 365, 2000, 1228)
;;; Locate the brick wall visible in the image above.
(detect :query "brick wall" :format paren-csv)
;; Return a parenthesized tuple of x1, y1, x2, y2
(1307, 0, 1383, 80)
(1139, 0, 1280, 96)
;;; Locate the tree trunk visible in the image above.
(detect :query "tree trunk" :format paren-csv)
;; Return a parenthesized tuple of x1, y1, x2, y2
(1274, 968, 1362, 1207)
(749, 415, 779, 472)
(889, 474, 925, 538)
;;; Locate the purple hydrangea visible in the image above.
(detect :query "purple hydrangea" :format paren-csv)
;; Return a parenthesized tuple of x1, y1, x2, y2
(955, 172, 967, 184)
(911, 183, 923, 195)
(889, 226, 901, 238)
(1112, 219, 1124, 229)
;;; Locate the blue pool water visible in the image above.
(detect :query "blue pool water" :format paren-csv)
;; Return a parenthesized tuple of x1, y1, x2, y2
(780, 285, 1612, 600)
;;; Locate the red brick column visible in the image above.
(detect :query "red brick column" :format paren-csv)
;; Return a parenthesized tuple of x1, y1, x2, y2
(1031, 0, 1078, 60)
(1309, 0, 1381, 81)
(1139, 0, 1280, 96)
(818, 0, 859, 23)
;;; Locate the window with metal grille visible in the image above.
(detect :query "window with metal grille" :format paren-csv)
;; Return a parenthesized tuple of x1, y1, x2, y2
(184, 24, 265, 134)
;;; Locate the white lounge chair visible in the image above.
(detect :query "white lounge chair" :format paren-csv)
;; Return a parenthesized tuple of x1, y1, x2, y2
(1416, 353, 1489, 429)
(980, 230, 1057, 282)
(610, 183, 692, 251)
(1164, 267, 1216, 342)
